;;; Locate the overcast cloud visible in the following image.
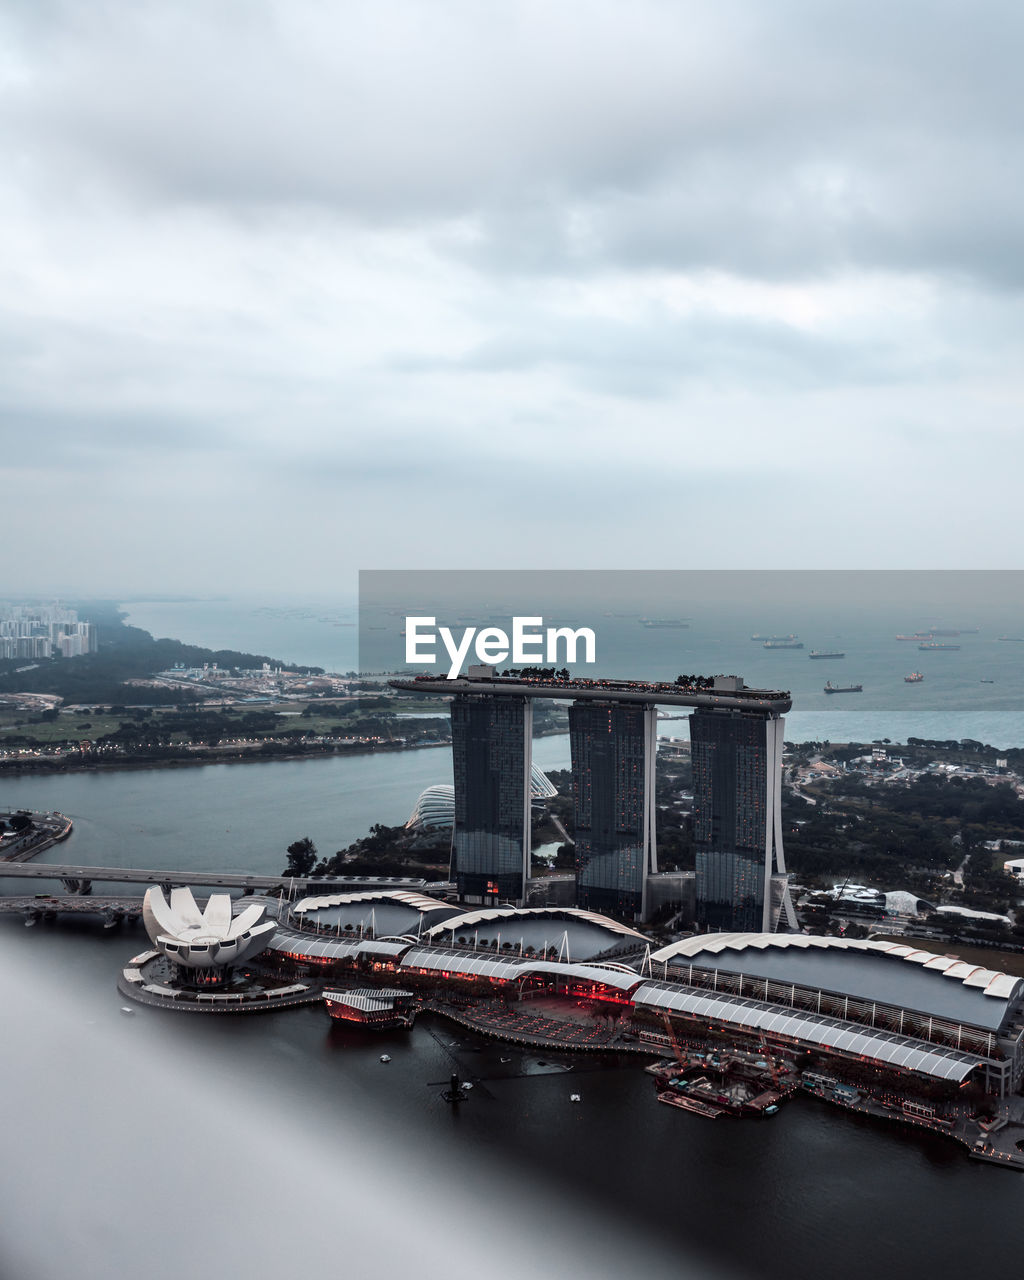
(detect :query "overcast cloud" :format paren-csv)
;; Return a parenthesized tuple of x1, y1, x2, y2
(2, 0, 1022, 593)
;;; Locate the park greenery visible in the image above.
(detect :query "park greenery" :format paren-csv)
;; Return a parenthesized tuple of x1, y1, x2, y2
(0, 601, 323, 705)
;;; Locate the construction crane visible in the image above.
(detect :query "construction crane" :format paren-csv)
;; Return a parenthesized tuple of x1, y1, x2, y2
(661, 1011, 689, 1072)
(758, 1030, 783, 1089)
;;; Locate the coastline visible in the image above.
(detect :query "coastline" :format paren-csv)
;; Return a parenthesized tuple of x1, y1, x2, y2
(0, 738, 450, 777)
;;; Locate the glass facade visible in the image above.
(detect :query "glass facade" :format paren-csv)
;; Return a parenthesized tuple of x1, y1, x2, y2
(691, 708, 782, 932)
(569, 701, 656, 919)
(451, 695, 532, 904)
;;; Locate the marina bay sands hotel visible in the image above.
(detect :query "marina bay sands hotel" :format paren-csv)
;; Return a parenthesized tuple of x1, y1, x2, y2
(391, 668, 798, 932)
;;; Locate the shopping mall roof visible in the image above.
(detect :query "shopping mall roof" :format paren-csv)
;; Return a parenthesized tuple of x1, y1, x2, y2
(293, 889, 456, 916)
(424, 905, 647, 943)
(400, 947, 524, 982)
(268, 928, 413, 963)
(650, 934, 1024, 1032)
(633, 981, 983, 1082)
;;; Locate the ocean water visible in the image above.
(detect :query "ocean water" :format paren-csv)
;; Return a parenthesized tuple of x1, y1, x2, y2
(124, 586, 1024, 746)
(122, 596, 360, 672)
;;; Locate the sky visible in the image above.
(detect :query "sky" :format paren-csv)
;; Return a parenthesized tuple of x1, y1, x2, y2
(3, 0, 1023, 595)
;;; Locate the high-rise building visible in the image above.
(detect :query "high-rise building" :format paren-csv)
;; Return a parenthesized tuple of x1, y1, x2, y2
(450, 694, 533, 905)
(690, 707, 795, 932)
(569, 701, 657, 920)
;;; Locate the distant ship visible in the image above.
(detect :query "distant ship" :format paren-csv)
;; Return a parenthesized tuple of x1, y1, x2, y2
(751, 634, 797, 642)
(919, 642, 960, 650)
(998, 636, 1024, 642)
(809, 650, 845, 659)
(824, 681, 862, 694)
(981, 679, 995, 684)
(763, 640, 804, 649)
(896, 633, 933, 641)
(640, 619, 689, 629)
(929, 629, 961, 637)
(904, 672, 924, 683)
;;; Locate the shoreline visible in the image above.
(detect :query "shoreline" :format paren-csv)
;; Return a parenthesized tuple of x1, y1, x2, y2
(0, 739, 452, 777)
(0, 725, 570, 778)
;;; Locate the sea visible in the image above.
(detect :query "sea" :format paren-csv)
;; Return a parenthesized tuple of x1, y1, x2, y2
(3, 588, 1023, 1277)
(123, 587, 1024, 747)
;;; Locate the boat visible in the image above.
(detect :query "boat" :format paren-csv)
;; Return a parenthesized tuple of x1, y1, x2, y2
(905, 672, 924, 683)
(379, 1054, 391, 1063)
(640, 619, 689, 629)
(918, 642, 960, 650)
(751, 634, 797, 642)
(981, 678, 995, 684)
(998, 636, 1024, 642)
(809, 651, 845, 659)
(763, 641, 804, 649)
(824, 681, 863, 694)
(895, 634, 932, 641)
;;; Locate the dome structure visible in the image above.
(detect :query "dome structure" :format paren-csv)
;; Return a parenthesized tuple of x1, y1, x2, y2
(405, 784, 456, 832)
(406, 765, 557, 832)
(142, 886, 276, 974)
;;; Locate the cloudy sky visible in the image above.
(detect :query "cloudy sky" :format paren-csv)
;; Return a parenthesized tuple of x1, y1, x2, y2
(3, 0, 1022, 595)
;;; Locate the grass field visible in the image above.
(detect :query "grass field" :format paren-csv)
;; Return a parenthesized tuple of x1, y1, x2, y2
(0, 697, 451, 745)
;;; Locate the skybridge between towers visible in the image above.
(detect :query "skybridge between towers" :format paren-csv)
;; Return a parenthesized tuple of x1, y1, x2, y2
(389, 668, 795, 927)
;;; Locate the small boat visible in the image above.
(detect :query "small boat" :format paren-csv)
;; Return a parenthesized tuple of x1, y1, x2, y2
(120, 1007, 136, 1016)
(905, 672, 924, 683)
(570, 1094, 581, 1103)
(379, 1054, 391, 1063)
(981, 679, 995, 684)
(763, 1104, 779, 1116)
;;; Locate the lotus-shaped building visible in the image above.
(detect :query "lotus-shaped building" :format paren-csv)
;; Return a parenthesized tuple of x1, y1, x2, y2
(142, 886, 276, 978)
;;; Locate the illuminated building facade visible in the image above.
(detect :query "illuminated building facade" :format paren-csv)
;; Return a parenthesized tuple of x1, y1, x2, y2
(569, 701, 657, 920)
(690, 708, 795, 932)
(451, 694, 533, 905)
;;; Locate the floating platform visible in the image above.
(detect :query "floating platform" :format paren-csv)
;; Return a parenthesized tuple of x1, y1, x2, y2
(657, 1091, 729, 1119)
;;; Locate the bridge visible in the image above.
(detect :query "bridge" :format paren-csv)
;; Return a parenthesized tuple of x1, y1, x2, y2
(0, 863, 451, 895)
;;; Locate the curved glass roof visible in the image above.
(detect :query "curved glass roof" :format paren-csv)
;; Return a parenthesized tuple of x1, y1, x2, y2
(651, 934, 1022, 1032)
(406, 766, 557, 831)
(633, 981, 982, 1082)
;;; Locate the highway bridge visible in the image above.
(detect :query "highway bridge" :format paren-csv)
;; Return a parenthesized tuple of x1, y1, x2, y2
(0, 863, 451, 894)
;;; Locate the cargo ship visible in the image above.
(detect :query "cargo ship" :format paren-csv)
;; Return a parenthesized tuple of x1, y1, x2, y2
(751, 634, 797, 642)
(904, 672, 924, 683)
(764, 640, 804, 649)
(896, 633, 933, 641)
(809, 650, 845, 659)
(919, 642, 960, 650)
(640, 618, 689, 628)
(824, 681, 862, 694)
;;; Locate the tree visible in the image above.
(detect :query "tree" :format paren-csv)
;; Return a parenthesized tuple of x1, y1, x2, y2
(283, 837, 317, 877)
